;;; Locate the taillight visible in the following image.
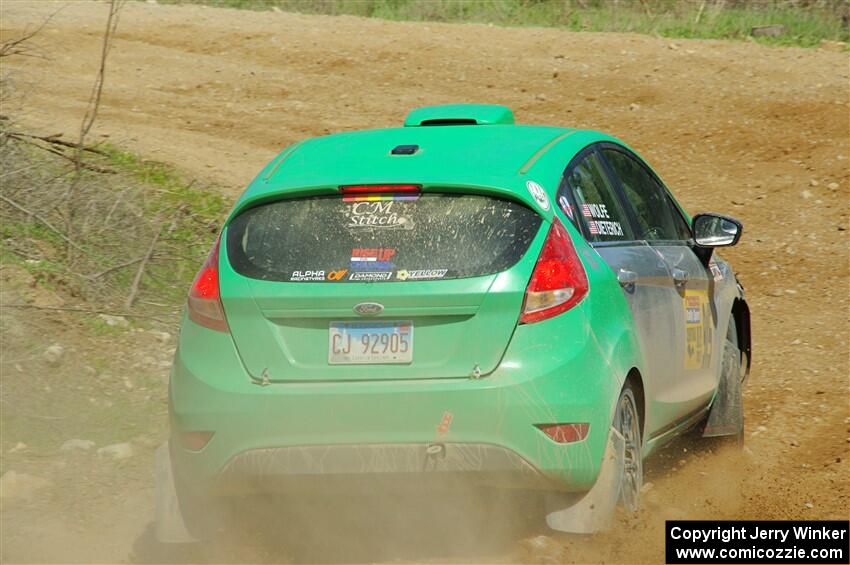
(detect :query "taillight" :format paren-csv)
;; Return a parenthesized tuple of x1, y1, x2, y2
(339, 184, 421, 194)
(520, 219, 588, 324)
(187, 236, 228, 332)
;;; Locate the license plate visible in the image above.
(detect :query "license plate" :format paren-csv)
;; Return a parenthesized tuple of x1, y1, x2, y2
(328, 321, 413, 365)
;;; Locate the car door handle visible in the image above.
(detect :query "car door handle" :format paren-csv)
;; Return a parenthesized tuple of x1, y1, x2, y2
(617, 269, 638, 293)
(672, 268, 689, 287)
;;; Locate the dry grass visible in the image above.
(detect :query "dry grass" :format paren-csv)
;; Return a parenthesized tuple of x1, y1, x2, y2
(165, 0, 850, 47)
(0, 126, 229, 320)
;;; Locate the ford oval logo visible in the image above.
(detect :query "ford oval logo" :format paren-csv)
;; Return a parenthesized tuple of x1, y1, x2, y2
(353, 302, 383, 316)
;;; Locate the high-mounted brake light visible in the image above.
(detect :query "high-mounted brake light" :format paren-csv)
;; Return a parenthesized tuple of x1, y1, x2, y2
(187, 236, 228, 332)
(520, 219, 588, 324)
(339, 184, 421, 194)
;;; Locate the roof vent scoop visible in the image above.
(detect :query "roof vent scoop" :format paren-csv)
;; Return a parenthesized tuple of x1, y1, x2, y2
(404, 104, 515, 127)
(391, 144, 419, 155)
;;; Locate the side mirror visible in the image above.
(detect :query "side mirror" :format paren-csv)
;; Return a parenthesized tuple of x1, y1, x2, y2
(692, 213, 743, 247)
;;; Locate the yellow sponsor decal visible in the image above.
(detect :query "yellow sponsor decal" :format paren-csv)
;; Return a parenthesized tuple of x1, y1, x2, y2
(684, 289, 713, 369)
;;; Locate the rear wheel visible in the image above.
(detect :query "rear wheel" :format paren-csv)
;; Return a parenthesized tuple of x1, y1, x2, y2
(613, 383, 643, 511)
(543, 381, 643, 533)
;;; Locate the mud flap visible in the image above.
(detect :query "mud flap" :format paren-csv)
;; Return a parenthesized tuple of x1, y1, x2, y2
(545, 426, 625, 534)
(703, 340, 743, 438)
(155, 443, 197, 544)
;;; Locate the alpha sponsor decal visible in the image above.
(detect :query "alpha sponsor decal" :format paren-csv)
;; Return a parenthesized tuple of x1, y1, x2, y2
(526, 180, 550, 210)
(326, 269, 348, 281)
(351, 247, 396, 271)
(344, 199, 415, 230)
(395, 269, 448, 281)
(348, 271, 393, 282)
(558, 195, 574, 219)
(581, 202, 625, 237)
(290, 270, 325, 282)
(684, 290, 713, 370)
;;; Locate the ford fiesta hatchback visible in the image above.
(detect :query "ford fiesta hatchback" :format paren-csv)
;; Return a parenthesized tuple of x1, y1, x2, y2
(156, 104, 751, 541)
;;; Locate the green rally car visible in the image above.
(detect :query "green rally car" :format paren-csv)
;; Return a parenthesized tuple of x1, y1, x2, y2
(156, 104, 751, 541)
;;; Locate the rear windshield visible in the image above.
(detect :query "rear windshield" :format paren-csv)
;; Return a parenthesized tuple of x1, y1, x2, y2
(226, 193, 542, 282)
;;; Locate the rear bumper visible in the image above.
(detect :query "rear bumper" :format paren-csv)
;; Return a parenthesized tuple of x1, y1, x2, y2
(214, 442, 551, 494)
(169, 306, 625, 496)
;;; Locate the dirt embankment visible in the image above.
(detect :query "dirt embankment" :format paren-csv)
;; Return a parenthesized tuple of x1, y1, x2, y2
(1, 1, 848, 563)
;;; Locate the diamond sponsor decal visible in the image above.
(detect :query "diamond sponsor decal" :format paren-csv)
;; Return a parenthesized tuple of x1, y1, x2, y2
(349, 271, 393, 281)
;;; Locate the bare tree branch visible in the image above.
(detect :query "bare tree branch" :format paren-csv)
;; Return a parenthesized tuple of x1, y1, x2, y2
(4, 132, 115, 173)
(0, 193, 91, 256)
(7, 131, 108, 155)
(77, 0, 124, 153)
(67, 0, 125, 263)
(0, 7, 63, 60)
(89, 256, 144, 280)
(125, 221, 163, 309)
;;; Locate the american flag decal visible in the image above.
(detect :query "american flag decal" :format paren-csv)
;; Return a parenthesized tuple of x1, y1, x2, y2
(588, 221, 599, 234)
(581, 204, 593, 217)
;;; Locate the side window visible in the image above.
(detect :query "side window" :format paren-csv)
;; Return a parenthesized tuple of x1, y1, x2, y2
(602, 149, 690, 242)
(564, 151, 633, 242)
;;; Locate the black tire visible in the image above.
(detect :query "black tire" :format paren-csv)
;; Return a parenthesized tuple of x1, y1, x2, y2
(613, 382, 643, 512)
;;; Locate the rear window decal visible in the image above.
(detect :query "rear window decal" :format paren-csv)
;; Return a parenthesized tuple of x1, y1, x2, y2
(349, 272, 392, 281)
(346, 200, 414, 230)
(526, 180, 550, 211)
(587, 220, 624, 236)
(226, 193, 541, 283)
(290, 270, 326, 282)
(350, 247, 396, 271)
(582, 202, 624, 237)
(327, 269, 348, 281)
(396, 269, 448, 281)
(581, 202, 610, 219)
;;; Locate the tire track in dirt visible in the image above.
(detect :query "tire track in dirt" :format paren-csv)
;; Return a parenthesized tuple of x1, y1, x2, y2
(1, 1, 848, 562)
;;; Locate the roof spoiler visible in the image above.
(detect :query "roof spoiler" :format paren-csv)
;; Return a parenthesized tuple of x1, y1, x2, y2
(404, 104, 515, 127)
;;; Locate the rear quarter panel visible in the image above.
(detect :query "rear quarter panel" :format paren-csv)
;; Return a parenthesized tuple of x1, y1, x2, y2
(523, 131, 648, 429)
(571, 226, 647, 433)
